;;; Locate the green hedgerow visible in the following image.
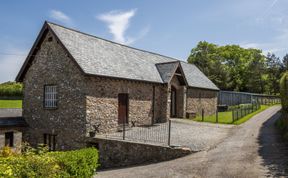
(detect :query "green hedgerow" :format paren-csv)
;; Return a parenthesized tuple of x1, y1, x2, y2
(0, 146, 99, 178)
(48, 147, 99, 178)
(280, 72, 288, 112)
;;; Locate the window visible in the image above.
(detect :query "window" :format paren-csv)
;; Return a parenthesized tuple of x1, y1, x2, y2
(5, 132, 14, 147)
(44, 134, 57, 151)
(44, 85, 57, 108)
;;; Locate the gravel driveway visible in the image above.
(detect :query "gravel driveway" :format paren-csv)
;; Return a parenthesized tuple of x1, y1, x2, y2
(97, 106, 284, 178)
(170, 119, 234, 151)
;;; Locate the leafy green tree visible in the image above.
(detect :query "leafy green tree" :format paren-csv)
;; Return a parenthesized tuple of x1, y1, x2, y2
(266, 53, 284, 94)
(188, 41, 267, 93)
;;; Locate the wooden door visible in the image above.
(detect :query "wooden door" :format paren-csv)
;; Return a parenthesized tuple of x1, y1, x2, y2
(118, 93, 129, 124)
(170, 86, 177, 117)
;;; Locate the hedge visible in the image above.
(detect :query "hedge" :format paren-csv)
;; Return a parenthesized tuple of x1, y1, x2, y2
(0, 81, 23, 97)
(0, 147, 99, 178)
(280, 72, 288, 112)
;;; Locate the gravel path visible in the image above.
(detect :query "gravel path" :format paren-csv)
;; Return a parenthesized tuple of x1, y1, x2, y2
(97, 119, 233, 151)
(97, 106, 284, 178)
(170, 119, 234, 151)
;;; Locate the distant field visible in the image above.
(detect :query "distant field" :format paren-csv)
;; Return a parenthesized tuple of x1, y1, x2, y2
(0, 100, 22, 108)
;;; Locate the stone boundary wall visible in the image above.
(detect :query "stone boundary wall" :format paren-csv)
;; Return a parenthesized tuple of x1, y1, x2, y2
(87, 138, 192, 169)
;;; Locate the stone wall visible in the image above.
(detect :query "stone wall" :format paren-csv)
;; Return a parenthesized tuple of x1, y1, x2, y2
(88, 138, 192, 169)
(186, 88, 218, 116)
(85, 77, 168, 134)
(23, 31, 87, 150)
(0, 128, 22, 151)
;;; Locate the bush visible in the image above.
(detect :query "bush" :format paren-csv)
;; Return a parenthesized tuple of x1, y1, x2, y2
(0, 81, 23, 97)
(0, 147, 99, 178)
(49, 147, 99, 178)
(280, 72, 288, 112)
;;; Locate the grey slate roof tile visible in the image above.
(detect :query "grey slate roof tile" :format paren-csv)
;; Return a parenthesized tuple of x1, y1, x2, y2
(156, 62, 179, 83)
(47, 22, 219, 90)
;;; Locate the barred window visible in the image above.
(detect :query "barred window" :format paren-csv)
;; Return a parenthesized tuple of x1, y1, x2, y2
(44, 85, 57, 108)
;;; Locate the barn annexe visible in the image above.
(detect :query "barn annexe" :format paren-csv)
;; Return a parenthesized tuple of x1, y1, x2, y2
(16, 21, 219, 150)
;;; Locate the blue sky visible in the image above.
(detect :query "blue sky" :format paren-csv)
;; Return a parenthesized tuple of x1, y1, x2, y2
(0, 0, 287, 83)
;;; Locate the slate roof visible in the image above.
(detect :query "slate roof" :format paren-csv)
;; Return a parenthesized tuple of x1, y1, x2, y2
(156, 62, 179, 83)
(16, 21, 219, 91)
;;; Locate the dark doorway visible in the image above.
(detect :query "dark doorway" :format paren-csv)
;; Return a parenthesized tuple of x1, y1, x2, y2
(118, 93, 129, 124)
(170, 86, 177, 117)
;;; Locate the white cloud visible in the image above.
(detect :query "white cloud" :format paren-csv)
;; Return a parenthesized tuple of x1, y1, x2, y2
(97, 9, 145, 45)
(49, 10, 72, 25)
(0, 48, 27, 83)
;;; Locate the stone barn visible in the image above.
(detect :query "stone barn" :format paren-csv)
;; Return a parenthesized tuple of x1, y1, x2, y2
(16, 21, 219, 150)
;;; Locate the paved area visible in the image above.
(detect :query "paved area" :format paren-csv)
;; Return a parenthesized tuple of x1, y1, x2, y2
(97, 106, 286, 178)
(97, 119, 233, 151)
(0, 108, 22, 117)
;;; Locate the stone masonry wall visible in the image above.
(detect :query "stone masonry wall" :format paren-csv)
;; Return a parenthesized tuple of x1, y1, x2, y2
(88, 138, 192, 169)
(85, 77, 168, 134)
(0, 128, 22, 151)
(23, 31, 87, 150)
(186, 88, 218, 116)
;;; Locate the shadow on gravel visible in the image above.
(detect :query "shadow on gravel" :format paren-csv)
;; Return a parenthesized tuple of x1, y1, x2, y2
(258, 111, 288, 177)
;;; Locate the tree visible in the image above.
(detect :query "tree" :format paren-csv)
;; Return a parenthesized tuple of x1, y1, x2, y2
(283, 54, 288, 71)
(265, 53, 284, 94)
(187, 41, 267, 93)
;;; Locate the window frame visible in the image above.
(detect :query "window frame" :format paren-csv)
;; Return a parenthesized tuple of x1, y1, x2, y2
(43, 133, 57, 151)
(5, 132, 14, 147)
(43, 85, 58, 109)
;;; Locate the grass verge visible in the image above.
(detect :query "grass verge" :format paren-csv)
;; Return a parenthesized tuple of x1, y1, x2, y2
(193, 111, 233, 124)
(233, 105, 269, 125)
(193, 105, 274, 125)
(0, 100, 22, 108)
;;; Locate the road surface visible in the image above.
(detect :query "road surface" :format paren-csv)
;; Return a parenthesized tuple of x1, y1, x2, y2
(97, 106, 288, 178)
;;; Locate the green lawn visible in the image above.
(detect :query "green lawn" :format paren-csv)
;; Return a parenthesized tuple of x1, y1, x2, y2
(193, 105, 272, 125)
(194, 111, 233, 124)
(0, 100, 22, 108)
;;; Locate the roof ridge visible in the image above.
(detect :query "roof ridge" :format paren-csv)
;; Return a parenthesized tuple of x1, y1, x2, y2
(45, 21, 183, 62)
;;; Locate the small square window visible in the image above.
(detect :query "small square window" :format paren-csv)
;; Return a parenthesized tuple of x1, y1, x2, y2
(5, 132, 14, 147)
(44, 134, 57, 151)
(44, 85, 57, 108)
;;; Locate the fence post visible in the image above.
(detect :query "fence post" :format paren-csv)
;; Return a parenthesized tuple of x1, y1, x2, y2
(232, 109, 234, 122)
(168, 120, 171, 146)
(216, 108, 218, 123)
(202, 109, 204, 122)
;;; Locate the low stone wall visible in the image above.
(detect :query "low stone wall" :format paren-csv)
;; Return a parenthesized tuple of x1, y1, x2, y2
(87, 138, 192, 169)
(0, 128, 22, 150)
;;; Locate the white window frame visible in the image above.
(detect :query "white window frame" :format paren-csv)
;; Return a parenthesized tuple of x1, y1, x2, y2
(44, 85, 57, 108)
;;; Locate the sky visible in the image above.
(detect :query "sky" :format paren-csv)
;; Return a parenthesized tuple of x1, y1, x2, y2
(0, 0, 288, 83)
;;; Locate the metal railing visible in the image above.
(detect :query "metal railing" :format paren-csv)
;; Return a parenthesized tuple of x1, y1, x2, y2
(99, 120, 172, 146)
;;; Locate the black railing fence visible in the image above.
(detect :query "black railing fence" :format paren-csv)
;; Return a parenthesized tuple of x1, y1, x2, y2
(99, 120, 172, 146)
(232, 103, 260, 121)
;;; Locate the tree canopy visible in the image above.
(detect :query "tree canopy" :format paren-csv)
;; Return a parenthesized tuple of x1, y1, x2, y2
(188, 41, 286, 94)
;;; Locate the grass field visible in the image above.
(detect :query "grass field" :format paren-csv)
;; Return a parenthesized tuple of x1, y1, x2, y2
(193, 105, 271, 125)
(0, 100, 22, 108)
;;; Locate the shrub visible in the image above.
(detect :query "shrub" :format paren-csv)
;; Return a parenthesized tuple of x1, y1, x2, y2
(49, 147, 99, 178)
(0, 146, 14, 157)
(0, 147, 99, 178)
(280, 72, 288, 112)
(0, 81, 23, 97)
